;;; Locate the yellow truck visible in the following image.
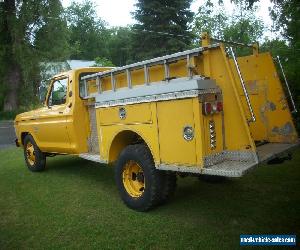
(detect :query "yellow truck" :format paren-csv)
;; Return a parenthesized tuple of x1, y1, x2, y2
(14, 34, 299, 211)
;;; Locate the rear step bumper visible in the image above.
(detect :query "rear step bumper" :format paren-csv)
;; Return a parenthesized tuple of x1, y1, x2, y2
(256, 142, 299, 163)
(202, 142, 299, 177)
(202, 160, 257, 177)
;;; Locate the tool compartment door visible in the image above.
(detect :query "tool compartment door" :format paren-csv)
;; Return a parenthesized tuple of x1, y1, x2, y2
(156, 99, 197, 166)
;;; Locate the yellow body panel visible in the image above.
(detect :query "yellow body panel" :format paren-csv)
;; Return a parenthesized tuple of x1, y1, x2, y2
(98, 103, 152, 126)
(194, 45, 256, 152)
(230, 53, 298, 143)
(97, 102, 161, 164)
(156, 98, 197, 165)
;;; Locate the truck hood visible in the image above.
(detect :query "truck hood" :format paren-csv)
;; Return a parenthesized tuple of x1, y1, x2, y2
(15, 107, 47, 122)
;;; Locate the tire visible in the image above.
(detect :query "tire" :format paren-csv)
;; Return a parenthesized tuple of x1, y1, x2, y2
(157, 171, 177, 205)
(23, 135, 46, 172)
(115, 144, 164, 211)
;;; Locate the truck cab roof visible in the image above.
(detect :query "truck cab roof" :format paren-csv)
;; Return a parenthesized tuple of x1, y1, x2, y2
(52, 67, 114, 79)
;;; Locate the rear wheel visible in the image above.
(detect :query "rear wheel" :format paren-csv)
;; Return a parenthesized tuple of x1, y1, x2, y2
(158, 171, 177, 205)
(23, 135, 46, 172)
(115, 144, 164, 211)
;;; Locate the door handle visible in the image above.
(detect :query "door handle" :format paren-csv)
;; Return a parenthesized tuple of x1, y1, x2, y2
(58, 111, 63, 114)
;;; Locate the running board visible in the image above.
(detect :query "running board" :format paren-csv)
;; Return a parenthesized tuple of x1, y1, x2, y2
(79, 153, 107, 164)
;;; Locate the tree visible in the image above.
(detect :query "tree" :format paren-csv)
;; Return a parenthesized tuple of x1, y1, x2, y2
(0, 0, 69, 111)
(107, 26, 135, 66)
(193, 0, 264, 46)
(192, 0, 228, 40)
(132, 0, 194, 61)
(66, 0, 109, 60)
(93, 57, 114, 67)
(268, 0, 300, 128)
(0, 0, 21, 111)
(35, 2, 70, 61)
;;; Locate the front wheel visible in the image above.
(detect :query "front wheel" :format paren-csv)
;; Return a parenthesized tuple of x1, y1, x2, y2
(115, 144, 164, 211)
(23, 135, 46, 172)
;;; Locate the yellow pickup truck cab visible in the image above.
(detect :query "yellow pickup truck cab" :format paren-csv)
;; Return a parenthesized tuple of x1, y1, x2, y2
(14, 34, 298, 211)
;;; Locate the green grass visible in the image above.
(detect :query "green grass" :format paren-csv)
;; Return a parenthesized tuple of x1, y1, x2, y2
(0, 148, 299, 249)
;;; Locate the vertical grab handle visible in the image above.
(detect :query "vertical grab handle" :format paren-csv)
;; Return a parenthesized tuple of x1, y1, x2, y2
(84, 79, 88, 98)
(276, 56, 297, 113)
(229, 47, 256, 123)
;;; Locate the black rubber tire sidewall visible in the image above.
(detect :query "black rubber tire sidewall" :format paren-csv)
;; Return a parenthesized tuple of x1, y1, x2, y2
(157, 171, 177, 205)
(115, 144, 163, 211)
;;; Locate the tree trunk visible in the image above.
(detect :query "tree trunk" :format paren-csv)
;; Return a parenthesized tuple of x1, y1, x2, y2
(3, 64, 21, 111)
(2, 0, 22, 111)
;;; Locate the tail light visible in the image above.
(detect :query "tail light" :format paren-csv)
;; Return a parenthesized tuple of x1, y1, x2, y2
(204, 102, 212, 115)
(203, 101, 223, 115)
(216, 101, 223, 112)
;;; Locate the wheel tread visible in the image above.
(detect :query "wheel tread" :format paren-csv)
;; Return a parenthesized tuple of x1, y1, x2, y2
(115, 144, 164, 211)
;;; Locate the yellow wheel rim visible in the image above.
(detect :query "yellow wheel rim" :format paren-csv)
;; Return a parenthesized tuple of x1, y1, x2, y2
(26, 142, 36, 166)
(122, 160, 145, 198)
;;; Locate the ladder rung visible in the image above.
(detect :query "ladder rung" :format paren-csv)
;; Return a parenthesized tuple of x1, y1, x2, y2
(187, 54, 193, 79)
(164, 60, 170, 80)
(96, 76, 102, 93)
(144, 65, 149, 85)
(111, 72, 116, 91)
(126, 69, 132, 88)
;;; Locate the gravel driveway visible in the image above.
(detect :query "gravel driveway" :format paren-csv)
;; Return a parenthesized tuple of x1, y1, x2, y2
(0, 120, 15, 149)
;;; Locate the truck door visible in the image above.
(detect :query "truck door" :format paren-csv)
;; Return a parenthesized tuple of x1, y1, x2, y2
(37, 77, 71, 153)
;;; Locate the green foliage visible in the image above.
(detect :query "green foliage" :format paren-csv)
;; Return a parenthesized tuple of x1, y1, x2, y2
(265, 0, 300, 129)
(0, 0, 70, 111)
(93, 57, 115, 67)
(193, 0, 228, 40)
(193, 0, 264, 46)
(66, 0, 109, 60)
(107, 26, 135, 66)
(270, 0, 300, 43)
(0, 102, 42, 120)
(34, 1, 70, 61)
(0, 110, 23, 121)
(132, 0, 194, 60)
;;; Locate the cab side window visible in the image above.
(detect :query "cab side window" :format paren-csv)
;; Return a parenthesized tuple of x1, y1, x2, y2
(48, 78, 68, 106)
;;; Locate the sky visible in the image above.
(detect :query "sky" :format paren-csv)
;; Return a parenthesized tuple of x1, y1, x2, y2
(62, 0, 274, 37)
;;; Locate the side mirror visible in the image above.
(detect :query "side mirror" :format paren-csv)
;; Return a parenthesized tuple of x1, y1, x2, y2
(38, 85, 48, 104)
